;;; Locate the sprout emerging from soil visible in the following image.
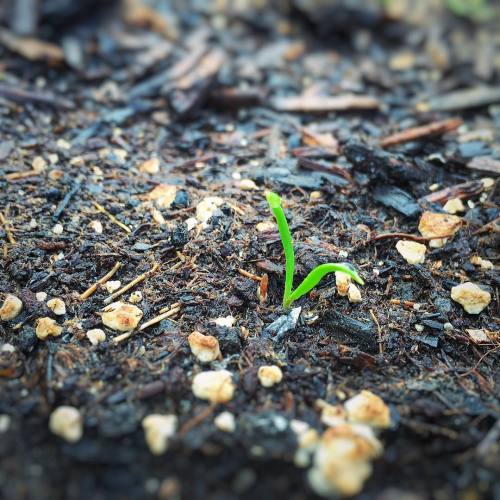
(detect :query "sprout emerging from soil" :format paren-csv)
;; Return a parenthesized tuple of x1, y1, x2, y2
(266, 192, 364, 308)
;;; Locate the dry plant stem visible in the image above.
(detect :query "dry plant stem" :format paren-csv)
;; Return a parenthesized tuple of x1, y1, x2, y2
(380, 117, 462, 148)
(0, 212, 16, 244)
(370, 309, 384, 354)
(5, 169, 39, 181)
(238, 268, 263, 281)
(104, 262, 160, 304)
(112, 304, 181, 343)
(139, 305, 181, 331)
(370, 232, 459, 243)
(92, 201, 132, 233)
(79, 261, 122, 300)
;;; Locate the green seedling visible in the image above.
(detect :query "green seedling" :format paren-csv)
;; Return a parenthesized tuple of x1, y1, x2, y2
(266, 191, 364, 308)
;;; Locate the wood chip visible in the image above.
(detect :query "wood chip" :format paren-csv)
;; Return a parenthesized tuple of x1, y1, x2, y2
(273, 94, 380, 113)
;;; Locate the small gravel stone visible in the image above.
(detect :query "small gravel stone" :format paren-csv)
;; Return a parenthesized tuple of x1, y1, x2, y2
(47, 298, 66, 315)
(451, 282, 491, 314)
(139, 158, 160, 174)
(0, 294, 23, 321)
(36, 292, 47, 302)
(89, 220, 103, 234)
(214, 411, 236, 433)
(257, 365, 283, 388)
(344, 390, 391, 429)
(52, 223, 64, 235)
(347, 283, 362, 303)
(49, 406, 83, 443)
(105, 280, 121, 293)
(148, 184, 177, 208)
(395, 240, 426, 265)
(192, 369, 235, 403)
(86, 328, 106, 345)
(128, 291, 143, 303)
(35, 317, 62, 340)
(196, 196, 224, 226)
(101, 301, 143, 331)
(142, 414, 177, 455)
(418, 211, 462, 248)
(237, 179, 258, 190)
(212, 315, 235, 327)
(470, 255, 494, 270)
(443, 197, 466, 214)
(0, 414, 11, 433)
(188, 331, 221, 363)
(256, 221, 274, 232)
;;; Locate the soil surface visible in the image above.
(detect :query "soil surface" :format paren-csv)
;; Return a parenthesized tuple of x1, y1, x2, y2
(0, 1, 499, 499)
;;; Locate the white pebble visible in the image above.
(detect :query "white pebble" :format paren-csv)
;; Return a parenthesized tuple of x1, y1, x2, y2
(0, 414, 11, 433)
(86, 329, 106, 345)
(142, 414, 177, 455)
(89, 220, 103, 234)
(214, 411, 236, 433)
(52, 223, 64, 235)
(36, 292, 47, 302)
(49, 406, 83, 443)
(257, 365, 283, 388)
(128, 291, 143, 304)
(47, 298, 66, 315)
(188, 331, 221, 363)
(192, 370, 235, 403)
(347, 283, 362, 303)
(105, 280, 121, 293)
(0, 294, 23, 321)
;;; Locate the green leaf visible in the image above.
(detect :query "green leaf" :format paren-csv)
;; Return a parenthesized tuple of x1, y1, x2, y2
(266, 191, 295, 306)
(286, 263, 365, 307)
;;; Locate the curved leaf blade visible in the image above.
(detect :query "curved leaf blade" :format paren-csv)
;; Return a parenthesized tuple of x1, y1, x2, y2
(286, 263, 364, 306)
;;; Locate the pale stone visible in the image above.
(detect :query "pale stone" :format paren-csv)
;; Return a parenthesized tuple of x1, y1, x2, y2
(214, 411, 236, 433)
(86, 329, 106, 345)
(101, 301, 143, 331)
(142, 414, 177, 455)
(212, 315, 235, 328)
(257, 365, 283, 388)
(47, 298, 66, 316)
(36, 317, 62, 339)
(237, 179, 258, 190)
(188, 331, 221, 363)
(89, 220, 103, 234)
(128, 291, 143, 304)
(105, 280, 121, 293)
(148, 184, 177, 209)
(139, 158, 160, 174)
(32, 155, 47, 172)
(36, 292, 47, 302)
(49, 406, 83, 443)
(418, 211, 461, 248)
(466, 329, 490, 344)
(52, 223, 64, 235)
(347, 283, 362, 303)
(451, 282, 491, 314)
(344, 390, 391, 429)
(196, 197, 224, 226)
(470, 255, 494, 270)
(321, 404, 347, 428)
(308, 424, 382, 497)
(443, 197, 466, 214)
(0, 414, 11, 433)
(192, 370, 235, 403)
(256, 221, 275, 232)
(0, 294, 23, 321)
(395, 240, 426, 265)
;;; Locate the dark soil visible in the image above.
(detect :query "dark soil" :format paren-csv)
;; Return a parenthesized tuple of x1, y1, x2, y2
(0, 1, 499, 499)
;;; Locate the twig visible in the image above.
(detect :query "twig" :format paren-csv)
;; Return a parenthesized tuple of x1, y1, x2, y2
(79, 261, 122, 300)
(0, 212, 16, 244)
(369, 309, 384, 354)
(380, 118, 462, 148)
(472, 216, 500, 236)
(139, 305, 181, 331)
(104, 262, 160, 305)
(238, 268, 262, 282)
(419, 179, 484, 205)
(92, 201, 131, 233)
(178, 405, 215, 437)
(5, 169, 39, 181)
(112, 304, 181, 344)
(53, 177, 82, 222)
(459, 346, 500, 378)
(369, 232, 459, 243)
